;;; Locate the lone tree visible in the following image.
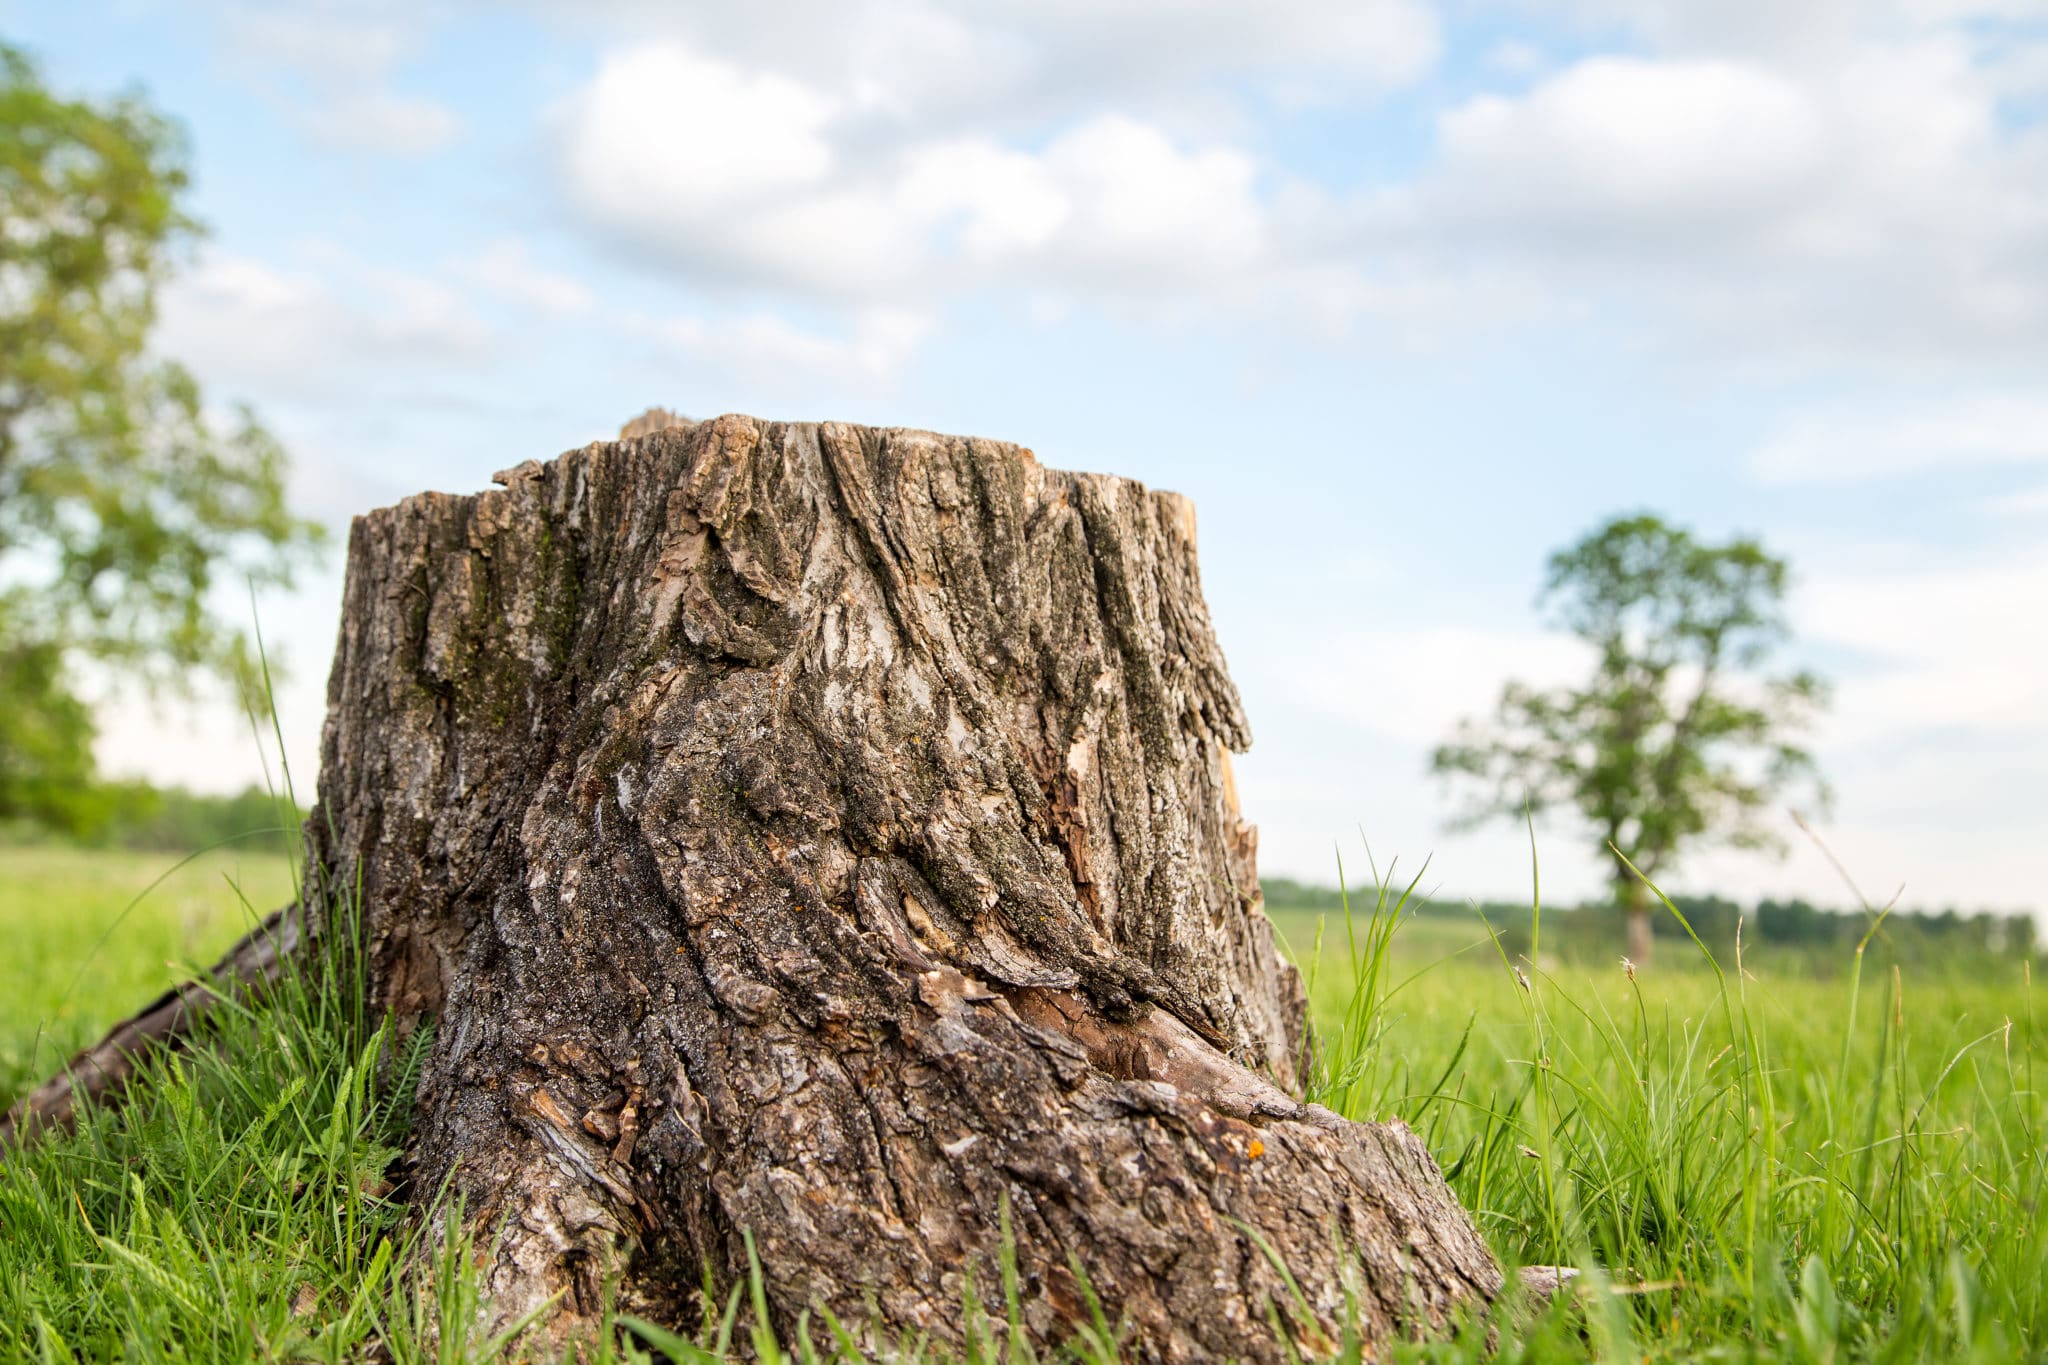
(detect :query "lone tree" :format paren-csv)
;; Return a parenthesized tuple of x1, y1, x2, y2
(0, 43, 319, 830)
(1432, 513, 1829, 965)
(12, 416, 1503, 1360)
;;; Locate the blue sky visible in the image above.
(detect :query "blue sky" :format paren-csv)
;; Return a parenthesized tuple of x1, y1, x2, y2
(7, 0, 2046, 915)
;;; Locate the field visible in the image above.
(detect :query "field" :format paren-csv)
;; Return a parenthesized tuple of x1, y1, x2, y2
(1, 848, 2043, 1361)
(1267, 899, 2045, 1360)
(0, 846, 299, 1113)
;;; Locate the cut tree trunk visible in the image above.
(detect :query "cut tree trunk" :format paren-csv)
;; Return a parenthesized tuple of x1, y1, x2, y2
(30, 415, 1504, 1359)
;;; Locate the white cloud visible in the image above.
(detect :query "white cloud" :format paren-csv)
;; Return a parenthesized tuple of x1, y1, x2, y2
(997, 0, 1440, 95)
(1297, 624, 1591, 744)
(628, 307, 936, 387)
(220, 6, 407, 80)
(1358, 25, 2048, 370)
(1483, 39, 1549, 76)
(298, 88, 461, 155)
(564, 42, 837, 206)
(895, 141, 1071, 260)
(1022, 117, 1266, 281)
(554, 41, 1283, 332)
(1985, 483, 2048, 517)
(898, 117, 1267, 288)
(299, 87, 462, 154)
(159, 250, 494, 402)
(555, 42, 919, 299)
(454, 239, 598, 318)
(1750, 395, 2048, 483)
(1434, 59, 1827, 236)
(540, 5, 2048, 375)
(1529, 0, 2036, 56)
(215, 2, 461, 157)
(1796, 545, 2048, 744)
(534, 0, 1438, 118)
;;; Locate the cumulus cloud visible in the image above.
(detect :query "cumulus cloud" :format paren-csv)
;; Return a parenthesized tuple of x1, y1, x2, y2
(198, 0, 2048, 374)
(1330, 12, 2047, 372)
(1430, 58, 1828, 240)
(553, 40, 1281, 323)
(564, 43, 836, 206)
(542, 1, 2048, 376)
(555, 42, 908, 299)
(903, 117, 1267, 290)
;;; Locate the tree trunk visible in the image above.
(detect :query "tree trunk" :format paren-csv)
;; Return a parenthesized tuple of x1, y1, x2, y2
(298, 415, 1499, 1358)
(1621, 876, 1653, 966)
(1625, 907, 1653, 968)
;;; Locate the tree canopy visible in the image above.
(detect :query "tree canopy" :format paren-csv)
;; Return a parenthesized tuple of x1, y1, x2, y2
(1432, 513, 1829, 961)
(0, 43, 320, 831)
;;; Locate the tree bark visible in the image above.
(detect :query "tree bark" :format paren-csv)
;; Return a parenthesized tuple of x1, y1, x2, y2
(1619, 874, 1654, 966)
(270, 416, 1504, 1357)
(1625, 907, 1654, 967)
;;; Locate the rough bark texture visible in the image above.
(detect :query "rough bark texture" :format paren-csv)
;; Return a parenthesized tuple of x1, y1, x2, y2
(306, 415, 1499, 1359)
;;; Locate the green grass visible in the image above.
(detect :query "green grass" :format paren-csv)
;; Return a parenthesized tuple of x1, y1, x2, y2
(0, 844, 298, 1111)
(1282, 865, 2046, 1362)
(1, 842, 2043, 1361)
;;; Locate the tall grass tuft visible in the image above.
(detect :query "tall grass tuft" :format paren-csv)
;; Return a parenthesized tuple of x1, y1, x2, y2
(1291, 841, 2048, 1362)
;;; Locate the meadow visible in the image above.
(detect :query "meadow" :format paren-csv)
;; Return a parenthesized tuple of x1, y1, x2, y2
(0, 846, 298, 1114)
(0, 846, 2041, 1361)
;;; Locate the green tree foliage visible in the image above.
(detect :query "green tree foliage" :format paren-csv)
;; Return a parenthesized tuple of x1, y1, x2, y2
(0, 43, 320, 830)
(1432, 513, 1829, 962)
(62, 782, 308, 853)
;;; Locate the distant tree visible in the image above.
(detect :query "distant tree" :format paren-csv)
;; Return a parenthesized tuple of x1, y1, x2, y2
(2006, 914, 2037, 959)
(1656, 893, 1743, 945)
(1432, 514, 1829, 965)
(1757, 897, 1829, 946)
(78, 781, 308, 853)
(0, 44, 320, 830)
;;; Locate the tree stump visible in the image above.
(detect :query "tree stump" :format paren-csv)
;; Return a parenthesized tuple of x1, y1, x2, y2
(305, 415, 1499, 1358)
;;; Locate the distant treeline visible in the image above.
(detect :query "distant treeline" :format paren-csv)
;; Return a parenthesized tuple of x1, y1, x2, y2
(1261, 878, 2040, 968)
(1, 782, 308, 856)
